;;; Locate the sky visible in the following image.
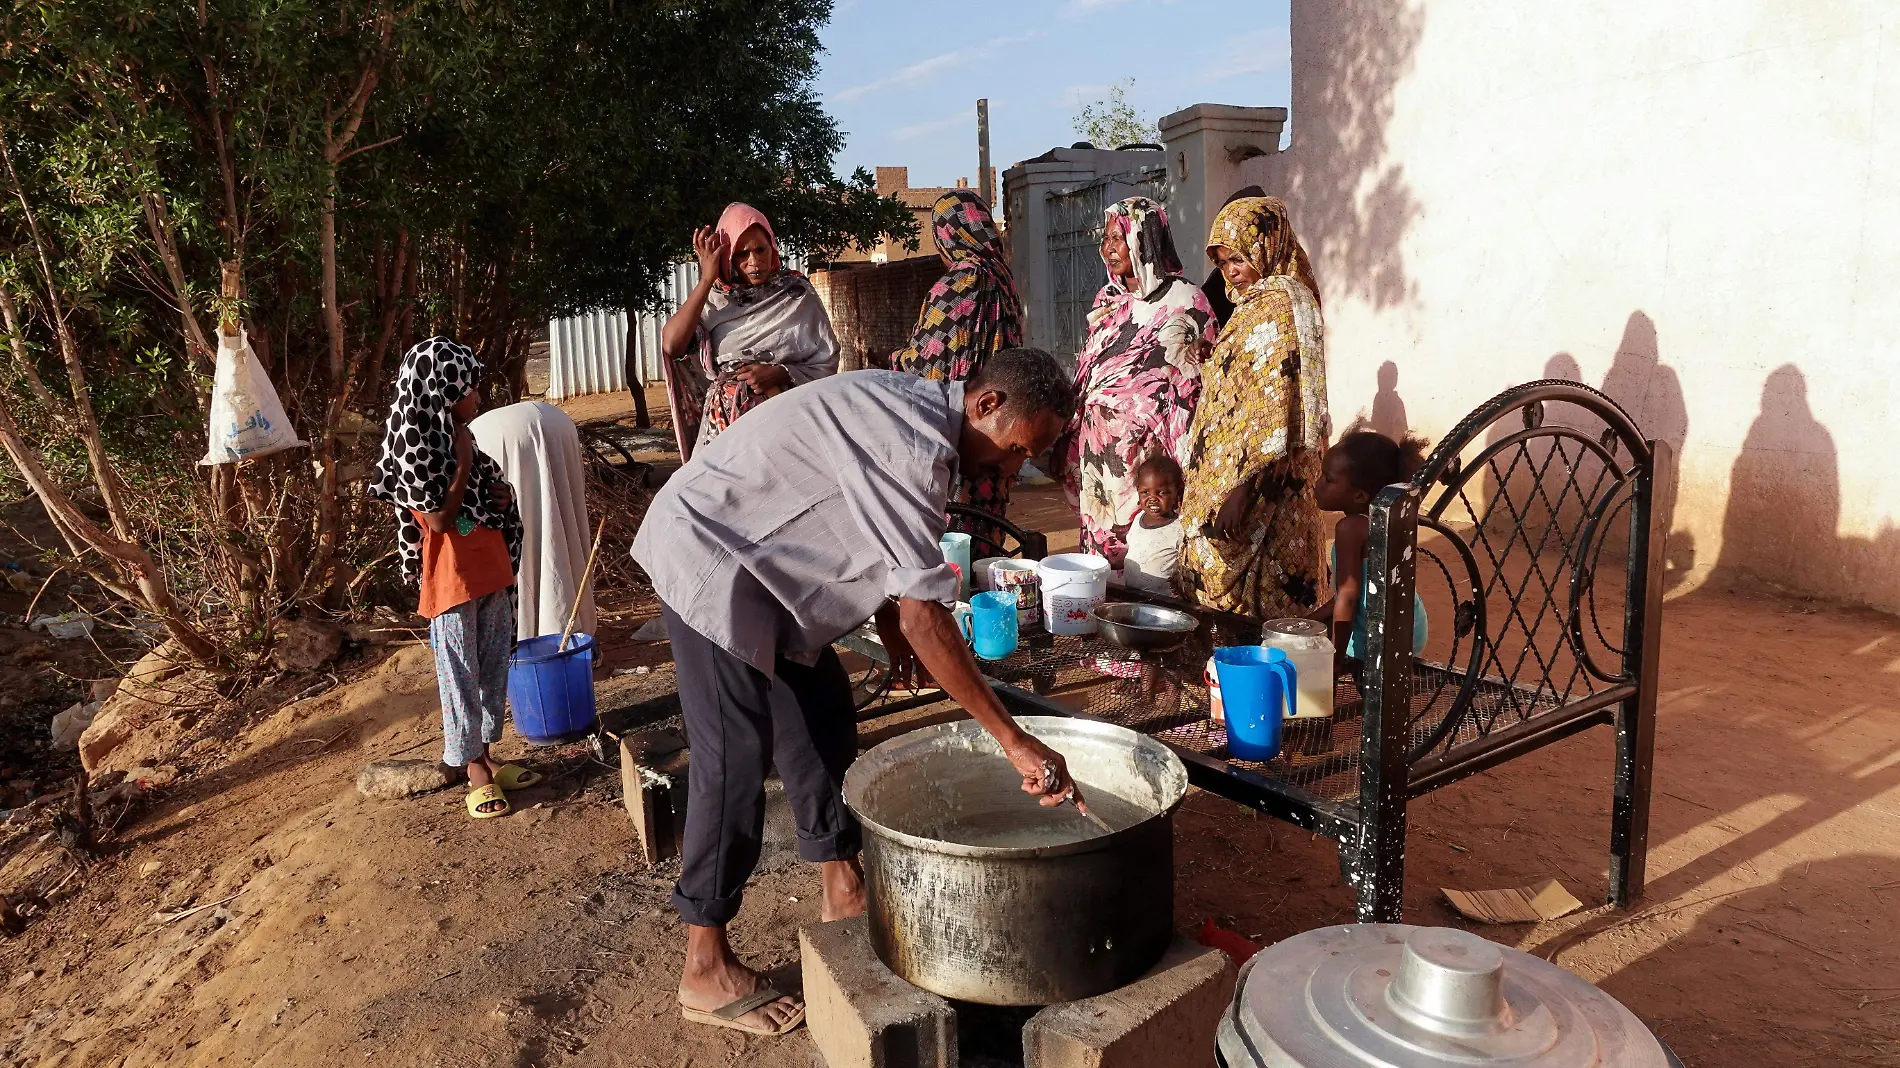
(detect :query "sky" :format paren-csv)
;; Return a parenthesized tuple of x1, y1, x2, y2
(812, 0, 1292, 193)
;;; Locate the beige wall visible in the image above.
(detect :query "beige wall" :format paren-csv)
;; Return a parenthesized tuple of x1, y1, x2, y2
(1245, 1, 1900, 612)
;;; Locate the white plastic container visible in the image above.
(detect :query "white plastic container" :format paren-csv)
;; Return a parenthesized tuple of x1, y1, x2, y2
(1261, 618, 1334, 719)
(1037, 553, 1111, 636)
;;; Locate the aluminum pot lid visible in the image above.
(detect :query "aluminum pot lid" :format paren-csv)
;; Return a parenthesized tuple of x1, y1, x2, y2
(1229, 924, 1670, 1067)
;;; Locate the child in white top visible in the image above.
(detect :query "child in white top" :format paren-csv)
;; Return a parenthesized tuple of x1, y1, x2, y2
(1122, 454, 1185, 596)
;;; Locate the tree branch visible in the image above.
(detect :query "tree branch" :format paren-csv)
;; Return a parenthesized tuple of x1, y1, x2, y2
(0, 280, 65, 424)
(0, 136, 136, 543)
(0, 391, 220, 665)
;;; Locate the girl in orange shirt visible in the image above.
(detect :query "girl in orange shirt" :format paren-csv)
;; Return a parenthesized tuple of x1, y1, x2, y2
(371, 337, 535, 818)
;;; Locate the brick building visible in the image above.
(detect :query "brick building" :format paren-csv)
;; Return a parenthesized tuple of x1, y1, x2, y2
(830, 166, 997, 265)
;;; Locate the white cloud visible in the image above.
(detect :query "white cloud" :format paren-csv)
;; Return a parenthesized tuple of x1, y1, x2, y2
(1201, 29, 1292, 81)
(828, 33, 1039, 102)
(895, 110, 971, 142)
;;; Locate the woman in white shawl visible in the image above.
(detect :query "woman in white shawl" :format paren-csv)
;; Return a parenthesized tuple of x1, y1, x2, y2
(660, 202, 840, 459)
(469, 401, 595, 643)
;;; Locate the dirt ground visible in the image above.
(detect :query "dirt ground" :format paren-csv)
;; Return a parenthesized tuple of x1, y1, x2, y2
(4, 411, 1899, 1065)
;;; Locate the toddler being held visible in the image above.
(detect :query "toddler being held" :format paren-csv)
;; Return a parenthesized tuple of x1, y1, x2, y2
(1122, 454, 1186, 596)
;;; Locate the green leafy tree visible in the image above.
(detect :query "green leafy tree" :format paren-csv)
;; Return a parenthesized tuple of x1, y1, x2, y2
(0, 0, 915, 664)
(1073, 79, 1158, 148)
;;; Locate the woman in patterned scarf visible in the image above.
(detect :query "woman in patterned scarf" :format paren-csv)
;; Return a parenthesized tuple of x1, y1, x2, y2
(660, 202, 840, 460)
(893, 189, 1024, 514)
(1175, 197, 1331, 618)
(1055, 195, 1215, 568)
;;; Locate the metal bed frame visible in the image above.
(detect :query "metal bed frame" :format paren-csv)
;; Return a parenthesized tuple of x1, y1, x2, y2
(847, 381, 1673, 922)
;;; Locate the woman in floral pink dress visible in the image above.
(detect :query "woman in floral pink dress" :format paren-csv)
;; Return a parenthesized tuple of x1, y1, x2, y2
(1056, 197, 1217, 569)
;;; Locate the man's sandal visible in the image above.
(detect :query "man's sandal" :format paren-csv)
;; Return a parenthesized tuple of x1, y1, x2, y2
(465, 783, 509, 819)
(494, 764, 541, 790)
(680, 988, 805, 1036)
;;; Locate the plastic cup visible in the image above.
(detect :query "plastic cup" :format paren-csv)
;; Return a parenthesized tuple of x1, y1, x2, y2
(940, 532, 973, 599)
(1213, 646, 1297, 761)
(960, 590, 1020, 661)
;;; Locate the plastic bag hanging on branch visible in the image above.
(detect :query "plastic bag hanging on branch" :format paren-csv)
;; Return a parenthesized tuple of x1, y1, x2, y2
(199, 326, 306, 465)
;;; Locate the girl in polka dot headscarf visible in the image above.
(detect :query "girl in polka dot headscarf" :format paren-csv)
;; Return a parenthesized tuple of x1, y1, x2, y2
(371, 337, 533, 817)
(371, 337, 524, 580)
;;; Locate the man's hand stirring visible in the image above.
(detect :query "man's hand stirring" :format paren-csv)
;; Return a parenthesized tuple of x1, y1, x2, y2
(890, 597, 1083, 809)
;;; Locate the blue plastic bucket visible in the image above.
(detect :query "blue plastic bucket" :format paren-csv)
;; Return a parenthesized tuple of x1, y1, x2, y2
(508, 632, 598, 745)
(1214, 646, 1296, 762)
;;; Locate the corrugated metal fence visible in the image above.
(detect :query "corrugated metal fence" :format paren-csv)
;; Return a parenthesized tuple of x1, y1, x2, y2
(546, 262, 699, 400)
(547, 255, 805, 400)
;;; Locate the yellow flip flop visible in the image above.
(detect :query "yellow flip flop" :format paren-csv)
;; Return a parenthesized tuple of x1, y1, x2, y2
(494, 764, 541, 790)
(465, 783, 510, 819)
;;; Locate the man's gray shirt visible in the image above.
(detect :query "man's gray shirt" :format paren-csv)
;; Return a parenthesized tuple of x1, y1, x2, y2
(633, 371, 963, 675)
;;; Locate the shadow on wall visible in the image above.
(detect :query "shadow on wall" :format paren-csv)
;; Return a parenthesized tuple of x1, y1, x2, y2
(1709, 364, 1900, 607)
(1462, 312, 1692, 592)
(1278, 0, 1426, 309)
(1366, 359, 1409, 439)
(1596, 312, 1691, 589)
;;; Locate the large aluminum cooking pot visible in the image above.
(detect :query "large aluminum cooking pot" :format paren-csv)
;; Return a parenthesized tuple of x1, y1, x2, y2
(843, 716, 1188, 1005)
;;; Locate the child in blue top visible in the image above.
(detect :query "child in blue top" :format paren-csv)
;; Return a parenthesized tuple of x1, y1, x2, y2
(1311, 425, 1431, 688)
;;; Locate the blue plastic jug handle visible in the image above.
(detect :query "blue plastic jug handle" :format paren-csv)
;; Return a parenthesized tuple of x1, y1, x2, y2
(958, 610, 973, 642)
(1270, 658, 1298, 719)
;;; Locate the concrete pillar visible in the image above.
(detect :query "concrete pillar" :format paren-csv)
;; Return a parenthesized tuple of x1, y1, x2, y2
(1159, 104, 1288, 284)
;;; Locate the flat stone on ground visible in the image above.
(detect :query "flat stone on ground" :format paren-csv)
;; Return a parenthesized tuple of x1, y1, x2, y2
(356, 759, 466, 800)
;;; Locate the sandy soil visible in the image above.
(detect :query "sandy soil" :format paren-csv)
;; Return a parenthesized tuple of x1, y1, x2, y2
(3, 480, 1898, 1067)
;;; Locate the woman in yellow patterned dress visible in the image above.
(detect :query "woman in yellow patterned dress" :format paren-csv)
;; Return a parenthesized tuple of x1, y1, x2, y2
(1175, 196, 1331, 618)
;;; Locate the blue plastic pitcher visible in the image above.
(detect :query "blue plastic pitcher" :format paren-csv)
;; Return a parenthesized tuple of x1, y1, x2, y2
(1214, 646, 1297, 761)
(960, 590, 1020, 661)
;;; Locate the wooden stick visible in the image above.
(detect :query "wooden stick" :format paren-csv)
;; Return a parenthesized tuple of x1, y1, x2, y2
(22, 564, 67, 623)
(558, 518, 609, 652)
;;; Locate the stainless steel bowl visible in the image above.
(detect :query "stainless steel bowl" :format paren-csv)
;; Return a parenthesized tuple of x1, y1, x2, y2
(1092, 601, 1200, 651)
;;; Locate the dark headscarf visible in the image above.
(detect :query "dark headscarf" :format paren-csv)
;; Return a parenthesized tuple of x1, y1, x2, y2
(892, 190, 1023, 382)
(369, 337, 523, 581)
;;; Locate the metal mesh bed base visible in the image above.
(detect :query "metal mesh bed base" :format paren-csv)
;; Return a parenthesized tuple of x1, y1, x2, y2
(978, 631, 1570, 804)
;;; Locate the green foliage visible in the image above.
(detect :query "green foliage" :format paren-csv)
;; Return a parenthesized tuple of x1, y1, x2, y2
(1073, 79, 1158, 149)
(0, 0, 916, 617)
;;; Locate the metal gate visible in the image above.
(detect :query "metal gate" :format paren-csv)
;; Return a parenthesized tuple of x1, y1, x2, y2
(1043, 168, 1169, 366)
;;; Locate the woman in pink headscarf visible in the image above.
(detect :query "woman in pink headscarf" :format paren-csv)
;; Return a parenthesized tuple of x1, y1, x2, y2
(660, 202, 840, 458)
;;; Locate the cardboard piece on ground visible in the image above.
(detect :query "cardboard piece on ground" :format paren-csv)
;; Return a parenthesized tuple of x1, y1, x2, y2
(1441, 879, 1583, 924)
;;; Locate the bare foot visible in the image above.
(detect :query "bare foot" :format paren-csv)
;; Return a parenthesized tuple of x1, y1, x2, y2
(820, 858, 865, 922)
(678, 925, 801, 1033)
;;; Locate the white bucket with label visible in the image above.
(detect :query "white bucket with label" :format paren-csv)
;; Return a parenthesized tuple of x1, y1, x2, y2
(1037, 553, 1111, 636)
